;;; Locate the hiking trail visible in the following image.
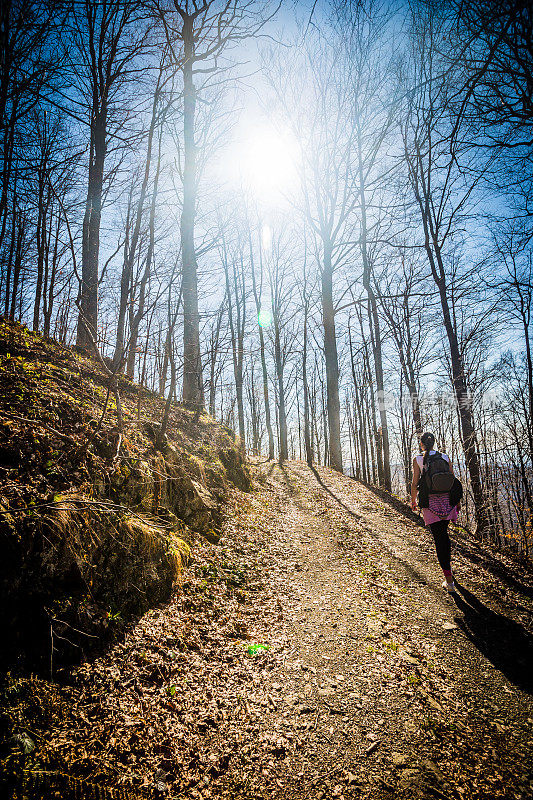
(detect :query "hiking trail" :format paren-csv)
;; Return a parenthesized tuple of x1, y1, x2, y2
(24, 462, 533, 800)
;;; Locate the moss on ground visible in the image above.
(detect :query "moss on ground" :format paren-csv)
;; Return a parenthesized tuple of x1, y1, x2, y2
(0, 319, 250, 671)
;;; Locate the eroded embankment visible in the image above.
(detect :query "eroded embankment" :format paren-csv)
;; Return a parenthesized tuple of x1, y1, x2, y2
(0, 319, 250, 670)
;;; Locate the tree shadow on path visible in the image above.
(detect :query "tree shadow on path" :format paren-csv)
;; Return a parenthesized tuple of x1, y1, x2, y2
(279, 463, 299, 496)
(453, 582, 533, 694)
(283, 464, 533, 694)
(309, 467, 362, 521)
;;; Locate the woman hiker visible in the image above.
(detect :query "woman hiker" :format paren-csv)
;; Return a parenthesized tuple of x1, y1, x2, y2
(411, 432, 461, 593)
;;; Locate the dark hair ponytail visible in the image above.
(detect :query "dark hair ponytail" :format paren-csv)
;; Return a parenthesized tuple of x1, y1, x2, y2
(420, 432, 435, 466)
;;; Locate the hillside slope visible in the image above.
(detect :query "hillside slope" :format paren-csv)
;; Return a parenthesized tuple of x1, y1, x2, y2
(0, 319, 250, 670)
(2, 461, 533, 800)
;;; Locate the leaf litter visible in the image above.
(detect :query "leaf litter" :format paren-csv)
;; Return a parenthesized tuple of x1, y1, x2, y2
(3, 461, 533, 800)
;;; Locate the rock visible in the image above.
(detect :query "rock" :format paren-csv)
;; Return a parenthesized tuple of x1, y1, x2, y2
(421, 759, 444, 781)
(174, 477, 218, 533)
(392, 752, 408, 768)
(218, 447, 251, 491)
(12, 732, 35, 754)
(398, 768, 421, 790)
(442, 622, 457, 631)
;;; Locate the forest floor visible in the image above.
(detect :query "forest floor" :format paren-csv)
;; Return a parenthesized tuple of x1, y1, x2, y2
(11, 461, 533, 800)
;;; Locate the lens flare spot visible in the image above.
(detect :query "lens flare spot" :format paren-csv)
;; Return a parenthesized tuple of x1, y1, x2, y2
(258, 307, 273, 328)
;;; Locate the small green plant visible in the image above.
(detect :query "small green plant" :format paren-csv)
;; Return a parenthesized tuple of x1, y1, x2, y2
(384, 640, 399, 653)
(247, 643, 269, 656)
(167, 685, 178, 697)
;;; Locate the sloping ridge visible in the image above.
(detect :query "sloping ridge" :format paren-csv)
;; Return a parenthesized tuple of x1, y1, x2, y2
(0, 319, 250, 670)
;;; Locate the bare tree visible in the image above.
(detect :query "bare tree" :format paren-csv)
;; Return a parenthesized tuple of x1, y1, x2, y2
(160, 0, 279, 409)
(401, 8, 491, 531)
(375, 253, 429, 441)
(265, 229, 297, 464)
(221, 228, 247, 451)
(0, 0, 59, 256)
(267, 34, 364, 472)
(447, 0, 533, 224)
(71, 0, 149, 350)
(489, 224, 533, 457)
(249, 221, 275, 460)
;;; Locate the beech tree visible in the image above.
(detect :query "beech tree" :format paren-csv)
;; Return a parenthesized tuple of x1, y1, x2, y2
(267, 35, 361, 473)
(71, 0, 149, 350)
(401, 8, 490, 532)
(250, 221, 275, 460)
(221, 227, 247, 451)
(160, 0, 279, 409)
(0, 0, 59, 256)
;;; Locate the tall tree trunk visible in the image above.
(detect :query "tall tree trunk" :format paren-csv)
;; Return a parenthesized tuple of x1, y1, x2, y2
(43, 212, 60, 337)
(180, 16, 203, 408)
(366, 296, 391, 489)
(157, 332, 177, 450)
(114, 73, 162, 368)
(223, 246, 246, 451)
(520, 310, 533, 460)
(356, 124, 391, 489)
(159, 283, 182, 396)
(399, 375, 411, 494)
(437, 275, 487, 532)
(115, 189, 134, 368)
(4, 188, 16, 317)
(250, 231, 274, 459)
(0, 103, 16, 256)
(348, 317, 369, 482)
(322, 241, 343, 472)
(33, 167, 46, 332)
(406, 359, 423, 440)
(274, 315, 288, 462)
(356, 386, 369, 483)
(77, 109, 106, 350)
(357, 305, 382, 485)
(249, 365, 260, 456)
(208, 302, 224, 418)
(322, 387, 329, 466)
(126, 128, 163, 379)
(10, 212, 24, 321)
(415, 180, 488, 532)
(303, 296, 313, 467)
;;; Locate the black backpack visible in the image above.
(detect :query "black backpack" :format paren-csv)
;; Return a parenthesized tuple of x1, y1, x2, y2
(421, 452, 455, 494)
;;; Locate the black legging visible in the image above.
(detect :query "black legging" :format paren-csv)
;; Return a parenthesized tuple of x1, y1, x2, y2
(429, 519, 452, 572)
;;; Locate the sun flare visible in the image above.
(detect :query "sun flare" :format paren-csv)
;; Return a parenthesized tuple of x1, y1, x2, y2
(240, 128, 299, 201)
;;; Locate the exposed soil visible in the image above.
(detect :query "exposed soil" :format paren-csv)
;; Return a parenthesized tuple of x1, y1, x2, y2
(4, 461, 533, 800)
(0, 319, 250, 670)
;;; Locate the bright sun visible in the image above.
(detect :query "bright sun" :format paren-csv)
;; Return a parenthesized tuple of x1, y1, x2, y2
(240, 128, 299, 201)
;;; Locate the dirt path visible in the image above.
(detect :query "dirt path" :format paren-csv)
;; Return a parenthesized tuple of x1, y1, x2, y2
(17, 462, 533, 800)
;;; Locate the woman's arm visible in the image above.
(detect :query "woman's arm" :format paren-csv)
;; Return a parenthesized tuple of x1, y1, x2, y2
(411, 458, 420, 511)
